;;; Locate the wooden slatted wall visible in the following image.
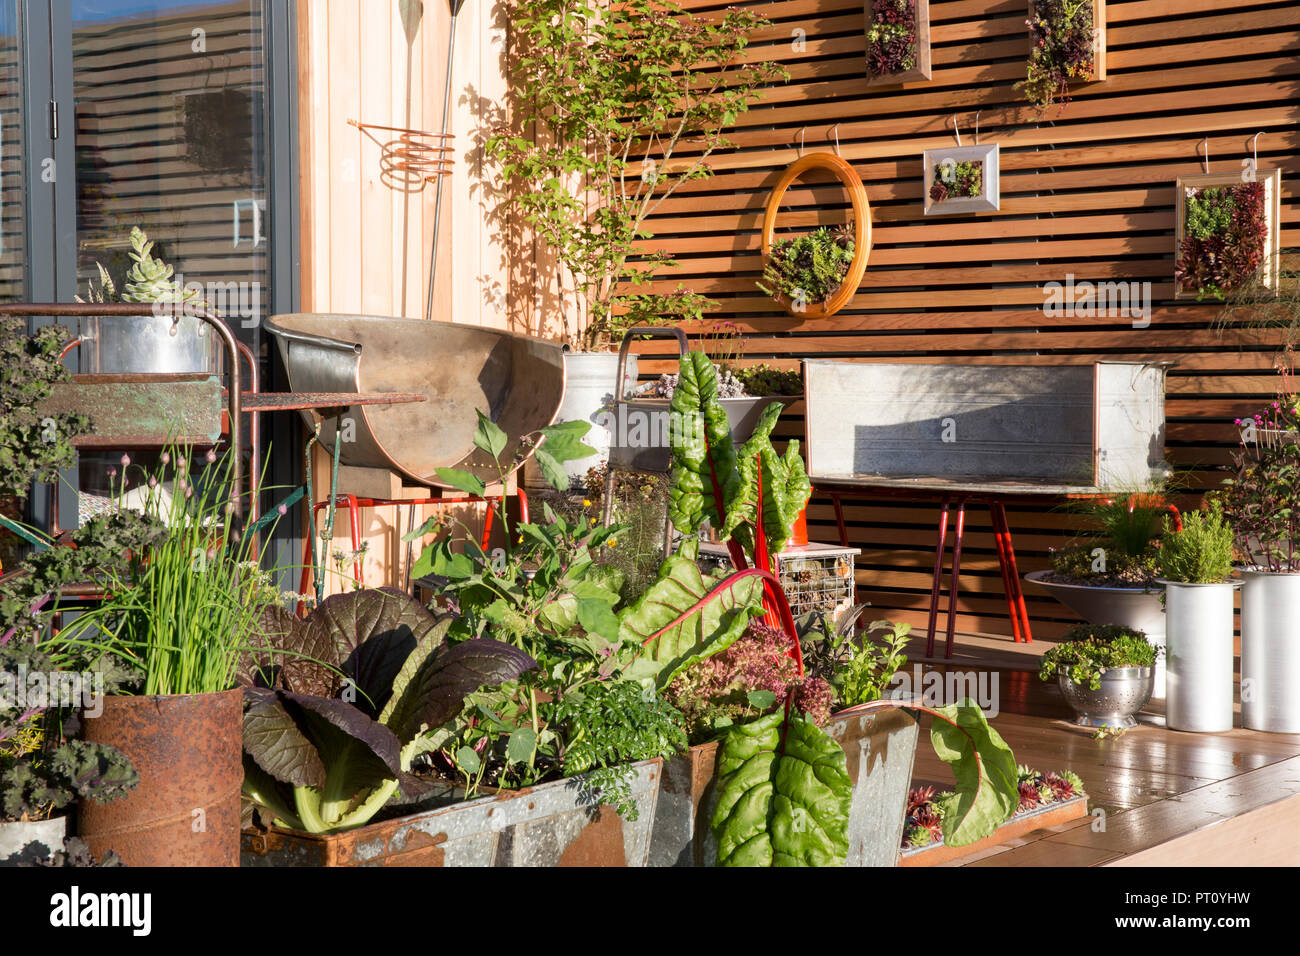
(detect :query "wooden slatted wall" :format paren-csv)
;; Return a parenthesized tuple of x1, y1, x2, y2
(628, 0, 1300, 640)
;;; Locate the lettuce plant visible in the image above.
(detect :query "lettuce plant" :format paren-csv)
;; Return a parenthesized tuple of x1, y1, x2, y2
(240, 588, 535, 834)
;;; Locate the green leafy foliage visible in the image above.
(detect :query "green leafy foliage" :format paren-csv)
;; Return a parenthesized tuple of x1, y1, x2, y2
(1158, 501, 1235, 584)
(928, 700, 1019, 846)
(486, 0, 785, 349)
(929, 160, 982, 203)
(1219, 399, 1300, 571)
(1038, 624, 1157, 690)
(710, 710, 852, 867)
(1177, 180, 1268, 301)
(724, 404, 813, 558)
(756, 224, 855, 307)
(240, 589, 535, 834)
(546, 681, 688, 819)
(729, 364, 802, 398)
(0, 318, 91, 499)
(809, 617, 911, 708)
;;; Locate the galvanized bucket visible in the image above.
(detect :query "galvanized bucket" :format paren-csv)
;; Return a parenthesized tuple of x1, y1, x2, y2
(241, 759, 662, 867)
(0, 815, 67, 865)
(79, 688, 243, 867)
(649, 707, 919, 867)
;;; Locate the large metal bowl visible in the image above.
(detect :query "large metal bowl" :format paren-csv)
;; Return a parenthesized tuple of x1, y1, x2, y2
(1058, 666, 1155, 728)
(265, 313, 566, 487)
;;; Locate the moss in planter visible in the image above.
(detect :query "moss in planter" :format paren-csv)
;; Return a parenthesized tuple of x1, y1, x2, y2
(929, 159, 982, 204)
(1176, 181, 1268, 301)
(1019, 0, 1097, 112)
(757, 223, 855, 307)
(866, 0, 918, 77)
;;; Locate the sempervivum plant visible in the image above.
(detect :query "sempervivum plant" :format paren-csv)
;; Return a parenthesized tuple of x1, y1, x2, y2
(866, 0, 918, 77)
(902, 766, 1084, 849)
(1176, 181, 1268, 300)
(757, 223, 856, 308)
(930, 159, 982, 204)
(1019, 0, 1097, 112)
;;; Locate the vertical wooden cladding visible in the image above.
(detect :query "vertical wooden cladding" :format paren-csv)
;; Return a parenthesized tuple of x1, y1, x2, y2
(864, 0, 932, 85)
(629, 0, 1300, 640)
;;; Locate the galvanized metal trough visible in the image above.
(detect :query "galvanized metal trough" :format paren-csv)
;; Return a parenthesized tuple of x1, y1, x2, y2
(241, 760, 661, 867)
(803, 361, 1168, 492)
(648, 707, 918, 867)
(264, 314, 567, 487)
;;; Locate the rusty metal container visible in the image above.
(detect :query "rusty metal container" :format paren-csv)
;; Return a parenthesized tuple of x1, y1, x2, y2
(241, 759, 662, 867)
(264, 313, 567, 487)
(79, 688, 243, 867)
(649, 706, 919, 867)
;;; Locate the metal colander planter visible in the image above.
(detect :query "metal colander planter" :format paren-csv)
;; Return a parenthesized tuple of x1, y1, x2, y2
(1058, 666, 1155, 729)
(648, 706, 918, 867)
(241, 759, 662, 867)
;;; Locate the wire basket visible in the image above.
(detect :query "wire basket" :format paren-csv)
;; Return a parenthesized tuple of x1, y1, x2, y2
(697, 542, 859, 622)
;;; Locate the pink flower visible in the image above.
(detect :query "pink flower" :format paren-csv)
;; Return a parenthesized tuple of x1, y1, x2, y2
(120, 453, 130, 468)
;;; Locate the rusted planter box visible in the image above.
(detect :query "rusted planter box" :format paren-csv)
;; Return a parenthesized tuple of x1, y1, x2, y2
(649, 707, 919, 867)
(240, 759, 661, 867)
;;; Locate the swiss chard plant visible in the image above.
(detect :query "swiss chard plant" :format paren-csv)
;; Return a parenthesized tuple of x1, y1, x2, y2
(239, 587, 535, 834)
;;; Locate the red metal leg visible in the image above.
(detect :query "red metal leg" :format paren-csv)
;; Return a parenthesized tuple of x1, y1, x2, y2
(989, 501, 1024, 644)
(994, 502, 1033, 644)
(831, 492, 849, 548)
(345, 494, 363, 586)
(944, 499, 966, 659)
(517, 488, 530, 525)
(925, 497, 951, 658)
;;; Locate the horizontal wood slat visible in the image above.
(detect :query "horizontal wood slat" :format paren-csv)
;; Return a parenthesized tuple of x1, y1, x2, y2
(627, 0, 1299, 644)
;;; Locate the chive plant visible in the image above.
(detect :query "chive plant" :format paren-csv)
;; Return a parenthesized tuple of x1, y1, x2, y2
(59, 448, 280, 697)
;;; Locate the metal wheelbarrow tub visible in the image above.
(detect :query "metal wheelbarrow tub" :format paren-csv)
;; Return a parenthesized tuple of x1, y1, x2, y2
(264, 314, 566, 487)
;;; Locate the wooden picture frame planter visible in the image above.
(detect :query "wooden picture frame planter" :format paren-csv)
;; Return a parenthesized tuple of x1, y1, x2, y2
(922, 143, 999, 216)
(864, 0, 931, 86)
(1023, 0, 1107, 111)
(241, 759, 662, 867)
(1174, 170, 1282, 300)
(760, 151, 872, 320)
(899, 794, 1089, 866)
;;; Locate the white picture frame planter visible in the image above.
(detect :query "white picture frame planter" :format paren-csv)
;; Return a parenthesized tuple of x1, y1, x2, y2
(922, 142, 999, 216)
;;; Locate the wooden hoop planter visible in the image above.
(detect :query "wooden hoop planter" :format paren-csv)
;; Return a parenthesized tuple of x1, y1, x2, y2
(760, 152, 871, 320)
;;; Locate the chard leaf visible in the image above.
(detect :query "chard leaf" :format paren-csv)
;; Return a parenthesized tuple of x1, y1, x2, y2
(618, 539, 764, 687)
(382, 638, 536, 743)
(577, 597, 621, 643)
(929, 700, 1019, 847)
(724, 403, 811, 558)
(710, 711, 852, 867)
(668, 352, 740, 536)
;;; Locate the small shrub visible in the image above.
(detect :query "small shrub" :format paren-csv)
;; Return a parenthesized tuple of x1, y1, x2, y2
(1157, 502, 1235, 584)
(1039, 624, 1157, 690)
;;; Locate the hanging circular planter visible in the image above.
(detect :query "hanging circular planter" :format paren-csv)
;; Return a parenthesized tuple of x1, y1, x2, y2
(760, 152, 871, 320)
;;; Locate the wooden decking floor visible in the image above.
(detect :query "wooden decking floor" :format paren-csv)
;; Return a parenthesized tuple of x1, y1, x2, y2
(901, 629, 1300, 866)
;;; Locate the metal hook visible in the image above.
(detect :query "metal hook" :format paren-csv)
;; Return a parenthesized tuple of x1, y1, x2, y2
(1199, 136, 1209, 174)
(949, 115, 962, 147)
(830, 124, 841, 156)
(974, 110, 981, 145)
(798, 127, 806, 158)
(1252, 131, 1263, 168)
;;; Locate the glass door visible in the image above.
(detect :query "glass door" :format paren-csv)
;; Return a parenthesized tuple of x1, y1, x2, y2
(0, 1, 24, 302)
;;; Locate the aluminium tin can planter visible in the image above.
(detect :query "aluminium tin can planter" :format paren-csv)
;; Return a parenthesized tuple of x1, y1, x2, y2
(1161, 579, 1240, 733)
(648, 706, 919, 867)
(240, 759, 661, 867)
(1240, 570, 1300, 733)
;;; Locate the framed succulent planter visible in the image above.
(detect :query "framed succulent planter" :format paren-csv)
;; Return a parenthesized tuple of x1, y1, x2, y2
(1174, 170, 1282, 300)
(1022, 0, 1106, 111)
(865, 0, 931, 86)
(759, 151, 872, 319)
(922, 143, 999, 216)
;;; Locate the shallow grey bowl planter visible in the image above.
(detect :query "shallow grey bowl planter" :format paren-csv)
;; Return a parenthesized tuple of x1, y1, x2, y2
(242, 759, 661, 867)
(1025, 570, 1167, 699)
(1161, 578, 1240, 734)
(1058, 666, 1155, 728)
(0, 815, 67, 865)
(1240, 570, 1300, 733)
(649, 706, 918, 867)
